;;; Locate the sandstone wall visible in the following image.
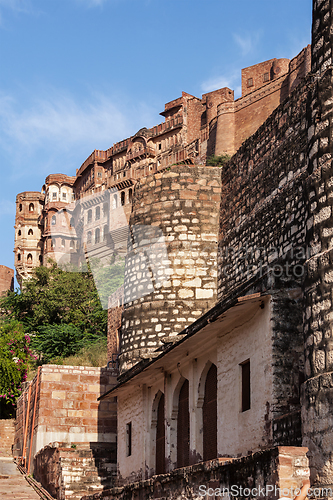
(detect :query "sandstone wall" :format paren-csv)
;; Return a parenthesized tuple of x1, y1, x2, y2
(34, 442, 116, 500)
(119, 165, 221, 372)
(82, 447, 309, 500)
(0, 266, 14, 296)
(14, 365, 117, 472)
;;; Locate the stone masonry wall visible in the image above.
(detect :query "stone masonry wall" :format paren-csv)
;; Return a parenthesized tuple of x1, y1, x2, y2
(0, 265, 14, 296)
(119, 165, 221, 373)
(34, 442, 117, 500)
(14, 365, 118, 472)
(217, 75, 311, 302)
(107, 305, 123, 361)
(82, 447, 309, 500)
(302, 0, 333, 488)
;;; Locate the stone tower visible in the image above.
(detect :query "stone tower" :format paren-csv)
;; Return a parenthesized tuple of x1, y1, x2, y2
(118, 164, 221, 373)
(14, 192, 44, 285)
(302, 0, 333, 488)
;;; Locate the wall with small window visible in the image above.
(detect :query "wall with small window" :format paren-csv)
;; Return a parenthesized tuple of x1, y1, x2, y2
(114, 296, 273, 484)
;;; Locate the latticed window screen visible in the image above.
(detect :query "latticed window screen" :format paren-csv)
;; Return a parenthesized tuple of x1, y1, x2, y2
(155, 393, 165, 474)
(203, 364, 217, 461)
(177, 379, 190, 468)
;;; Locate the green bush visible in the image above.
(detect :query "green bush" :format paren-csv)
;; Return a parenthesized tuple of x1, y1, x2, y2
(0, 320, 35, 416)
(206, 154, 231, 167)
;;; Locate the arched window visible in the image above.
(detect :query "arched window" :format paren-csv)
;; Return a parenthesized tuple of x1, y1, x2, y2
(95, 228, 100, 244)
(121, 191, 125, 206)
(70, 240, 74, 249)
(103, 203, 108, 217)
(51, 215, 56, 226)
(87, 210, 92, 223)
(95, 206, 100, 220)
(87, 231, 92, 245)
(28, 229, 33, 236)
(156, 393, 165, 474)
(18, 230, 21, 236)
(17, 253, 21, 262)
(113, 194, 118, 209)
(27, 253, 32, 264)
(177, 379, 189, 468)
(103, 225, 108, 241)
(19, 204, 22, 212)
(203, 364, 217, 461)
(61, 239, 65, 247)
(129, 188, 133, 203)
(29, 203, 34, 212)
(51, 238, 55, 249)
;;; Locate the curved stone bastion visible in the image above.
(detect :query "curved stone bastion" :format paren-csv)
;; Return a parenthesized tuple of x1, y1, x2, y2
(118, 164, 221, 372)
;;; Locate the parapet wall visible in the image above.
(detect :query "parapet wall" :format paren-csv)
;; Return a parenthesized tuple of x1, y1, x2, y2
(119, 165, 221, 372)
(14, 365, 118, 472)
(81, 446, 310, 500)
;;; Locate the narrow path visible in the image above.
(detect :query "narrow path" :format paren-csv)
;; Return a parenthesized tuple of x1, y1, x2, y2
(0, 458, 41, 500)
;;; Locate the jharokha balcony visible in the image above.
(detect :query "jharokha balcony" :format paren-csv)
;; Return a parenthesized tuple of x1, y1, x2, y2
(126, 146, 155, 162)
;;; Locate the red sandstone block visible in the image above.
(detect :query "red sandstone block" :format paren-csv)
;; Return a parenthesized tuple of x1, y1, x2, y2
(187, 184, 200, 191)
(61, 374, 79, 383)
(211, 194, 221, 202)
(80, 375, 99, 384)
(78, 401, 91, 410)
(279, 456, 293, 466)
(208, 180, 220, 187)
(47, 399, 66, 409)
(83, 392, 97, 402)
(64, 417, 82, 425)
(278, 446, 308, 455)
(67, 392, 85, 401)
(82, 418, 98, 427)
(180, 191, 197, 200)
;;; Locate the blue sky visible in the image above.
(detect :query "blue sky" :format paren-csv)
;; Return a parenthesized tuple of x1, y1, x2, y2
(0, 0, 312, 284)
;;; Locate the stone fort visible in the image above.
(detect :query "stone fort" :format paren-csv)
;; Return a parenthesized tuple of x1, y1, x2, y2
(11, 1, 333, 499)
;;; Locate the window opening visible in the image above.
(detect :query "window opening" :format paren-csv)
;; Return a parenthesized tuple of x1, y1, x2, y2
(156, 394, 165, 474)
(203, 364, 217, 461)
(177, 379, 190, 468)
(241, 360, 251, 412)
(126, 422, 132, 457)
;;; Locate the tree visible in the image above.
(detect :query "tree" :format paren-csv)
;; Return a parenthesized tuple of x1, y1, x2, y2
(0, 262, 108, 361)
(1, 262, 107, 334)
(0, 320, 35, 417)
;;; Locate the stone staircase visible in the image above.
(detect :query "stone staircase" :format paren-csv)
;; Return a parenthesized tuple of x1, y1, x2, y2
(34, 442, 117, 500)
(0, 419, 15, 458)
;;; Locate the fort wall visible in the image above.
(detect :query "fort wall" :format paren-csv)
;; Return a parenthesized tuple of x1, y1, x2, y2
(216, 47, 311, 156)
(119, 164, 221, 372)
(14, 365, 118, 473)
(302, 0, 333, 487)
(0, 265, 14, 295)
(82, 447, 310, 500)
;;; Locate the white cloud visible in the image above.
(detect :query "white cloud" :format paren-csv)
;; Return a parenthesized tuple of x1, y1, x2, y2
(74, 0, 109, 6)
(233, 31, 262, 57)
(201, 72, 241, 98)
(0, 88, 156, 178)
